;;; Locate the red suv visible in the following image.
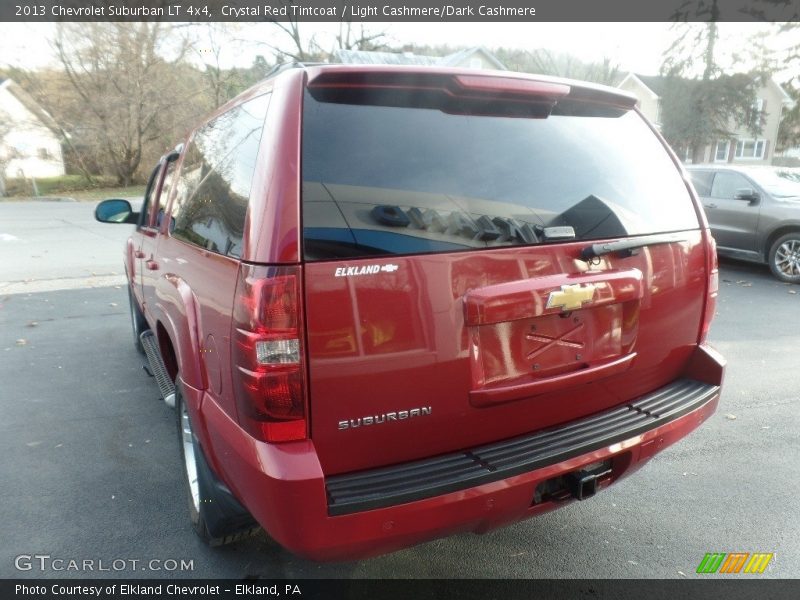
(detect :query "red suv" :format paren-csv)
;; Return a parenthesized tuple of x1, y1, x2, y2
(95, 64, 725, 561)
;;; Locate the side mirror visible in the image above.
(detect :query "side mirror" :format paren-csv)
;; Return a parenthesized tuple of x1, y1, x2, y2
(95, 199, 138, 224)
(734, 188, 759, 202)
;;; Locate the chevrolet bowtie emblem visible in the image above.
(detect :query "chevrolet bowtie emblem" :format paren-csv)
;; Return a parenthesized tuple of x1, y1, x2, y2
(546, 283, 597, 311)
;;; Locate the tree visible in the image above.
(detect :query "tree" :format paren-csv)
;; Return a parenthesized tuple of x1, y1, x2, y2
(741, 1, 800, 24)
(195, 24, 246, 107)
(774, 24, 800, 153)
(659, 15, 766, 161)
(777, 79, 800, 152)
(192, 24, 272, 107)
(257, 6, 388, 64)
(53, 23, 204, 186)
(264, 3, 326, 63)
(662, 24, 720, 80)
(495, 48, 620, 85)
(659, 74, 763, 161)
(335, 22, 389, 52)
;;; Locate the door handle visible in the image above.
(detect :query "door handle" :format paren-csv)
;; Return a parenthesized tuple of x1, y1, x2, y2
(134, 250, 145, 259)
(704, 203, 717, 209)
(145, 260, 159, 271)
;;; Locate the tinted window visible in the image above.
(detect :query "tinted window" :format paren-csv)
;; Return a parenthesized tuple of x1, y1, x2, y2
(710, 172, 751, 199)
(139, 164, 163, 228)
(156, 161, 178, 228)
(689, 171, 715, 197)
(171, 94, 270, 257)
(301, 91, 699, 260)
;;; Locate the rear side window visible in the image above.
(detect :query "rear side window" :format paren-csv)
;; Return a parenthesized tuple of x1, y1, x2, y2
(139, 163, 163, 229)
(155, 160, 178, 229)
(170, 94, 270, 258)
(689, 171, 715, 197)
(301, 91, 699, 260)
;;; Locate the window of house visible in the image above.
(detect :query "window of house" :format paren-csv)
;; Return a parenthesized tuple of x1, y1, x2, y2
(735, 138, 766, 160)
(37, 148, 51, 160)
(714, 141, 730, 162)
(748, 98, 765, 128)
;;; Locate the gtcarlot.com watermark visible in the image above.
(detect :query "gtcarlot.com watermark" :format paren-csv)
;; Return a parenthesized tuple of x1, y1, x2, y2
(14, 554, 194, 573)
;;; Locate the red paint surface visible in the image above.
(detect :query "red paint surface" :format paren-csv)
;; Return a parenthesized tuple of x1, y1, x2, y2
(113, 65, 724, 560)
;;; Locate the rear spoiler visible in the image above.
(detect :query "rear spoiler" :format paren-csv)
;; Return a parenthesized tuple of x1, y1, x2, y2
(305, 66, 638, 117)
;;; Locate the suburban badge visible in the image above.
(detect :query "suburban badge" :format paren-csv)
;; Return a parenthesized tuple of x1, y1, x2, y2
(338, 406, 432, 430)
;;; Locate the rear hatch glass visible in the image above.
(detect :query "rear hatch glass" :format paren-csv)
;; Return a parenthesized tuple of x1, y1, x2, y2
(301, 87, 699, 260)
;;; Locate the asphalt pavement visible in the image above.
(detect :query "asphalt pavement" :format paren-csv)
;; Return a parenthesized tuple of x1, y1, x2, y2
(0, 201, 798, 578)
(0, 199, 135, 293)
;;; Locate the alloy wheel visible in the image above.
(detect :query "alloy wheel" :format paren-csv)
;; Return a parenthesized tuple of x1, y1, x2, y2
(774, 239, 800, 279)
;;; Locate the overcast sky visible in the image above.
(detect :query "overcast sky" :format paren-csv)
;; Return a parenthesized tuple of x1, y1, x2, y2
(1, 22, 798, 80)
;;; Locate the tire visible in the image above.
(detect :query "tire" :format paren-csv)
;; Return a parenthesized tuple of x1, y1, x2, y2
(768, 233, 800, 284)
(175, 377, 260, 546)
(128, 287, 147, 354)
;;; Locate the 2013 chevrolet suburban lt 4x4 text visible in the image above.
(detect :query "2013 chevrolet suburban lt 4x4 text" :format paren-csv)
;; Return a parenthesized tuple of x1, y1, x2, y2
(95, 64, 725, 561)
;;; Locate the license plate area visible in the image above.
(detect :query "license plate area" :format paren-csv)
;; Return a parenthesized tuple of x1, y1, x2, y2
(473, 304, 635, 386)
(463, 269, 643, 405)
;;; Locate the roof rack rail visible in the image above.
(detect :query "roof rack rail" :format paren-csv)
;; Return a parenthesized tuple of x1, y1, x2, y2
(264, 61, 328, 79)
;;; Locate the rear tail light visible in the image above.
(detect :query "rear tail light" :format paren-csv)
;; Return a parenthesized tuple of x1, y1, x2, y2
(699, 232, 719, 343)
(232, 264, 307, 443)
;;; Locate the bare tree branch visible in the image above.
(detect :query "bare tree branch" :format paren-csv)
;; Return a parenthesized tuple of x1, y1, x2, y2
(52, 23, 208, 186)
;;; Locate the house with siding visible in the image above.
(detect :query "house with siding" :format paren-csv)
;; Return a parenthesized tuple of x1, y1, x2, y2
(618, 72, 794, 165)
(0, 78, 65, 190)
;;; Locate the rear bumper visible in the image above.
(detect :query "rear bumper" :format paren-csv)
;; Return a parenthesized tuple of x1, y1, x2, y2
(202, 344, 724, 562)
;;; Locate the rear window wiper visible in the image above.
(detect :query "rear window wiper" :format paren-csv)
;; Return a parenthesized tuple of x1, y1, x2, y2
(581, 234, 687, 260)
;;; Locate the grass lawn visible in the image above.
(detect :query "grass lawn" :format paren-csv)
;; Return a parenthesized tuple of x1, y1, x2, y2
(63, 185, 147, 202)
(1, 185, 146, 202)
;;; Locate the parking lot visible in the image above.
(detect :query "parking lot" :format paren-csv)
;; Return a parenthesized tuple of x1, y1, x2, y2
(1, 200, 798, 578)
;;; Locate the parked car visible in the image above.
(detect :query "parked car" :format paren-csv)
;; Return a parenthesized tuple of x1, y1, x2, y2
(687, 165, 800, 283)
(95, 64, 724, 561)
